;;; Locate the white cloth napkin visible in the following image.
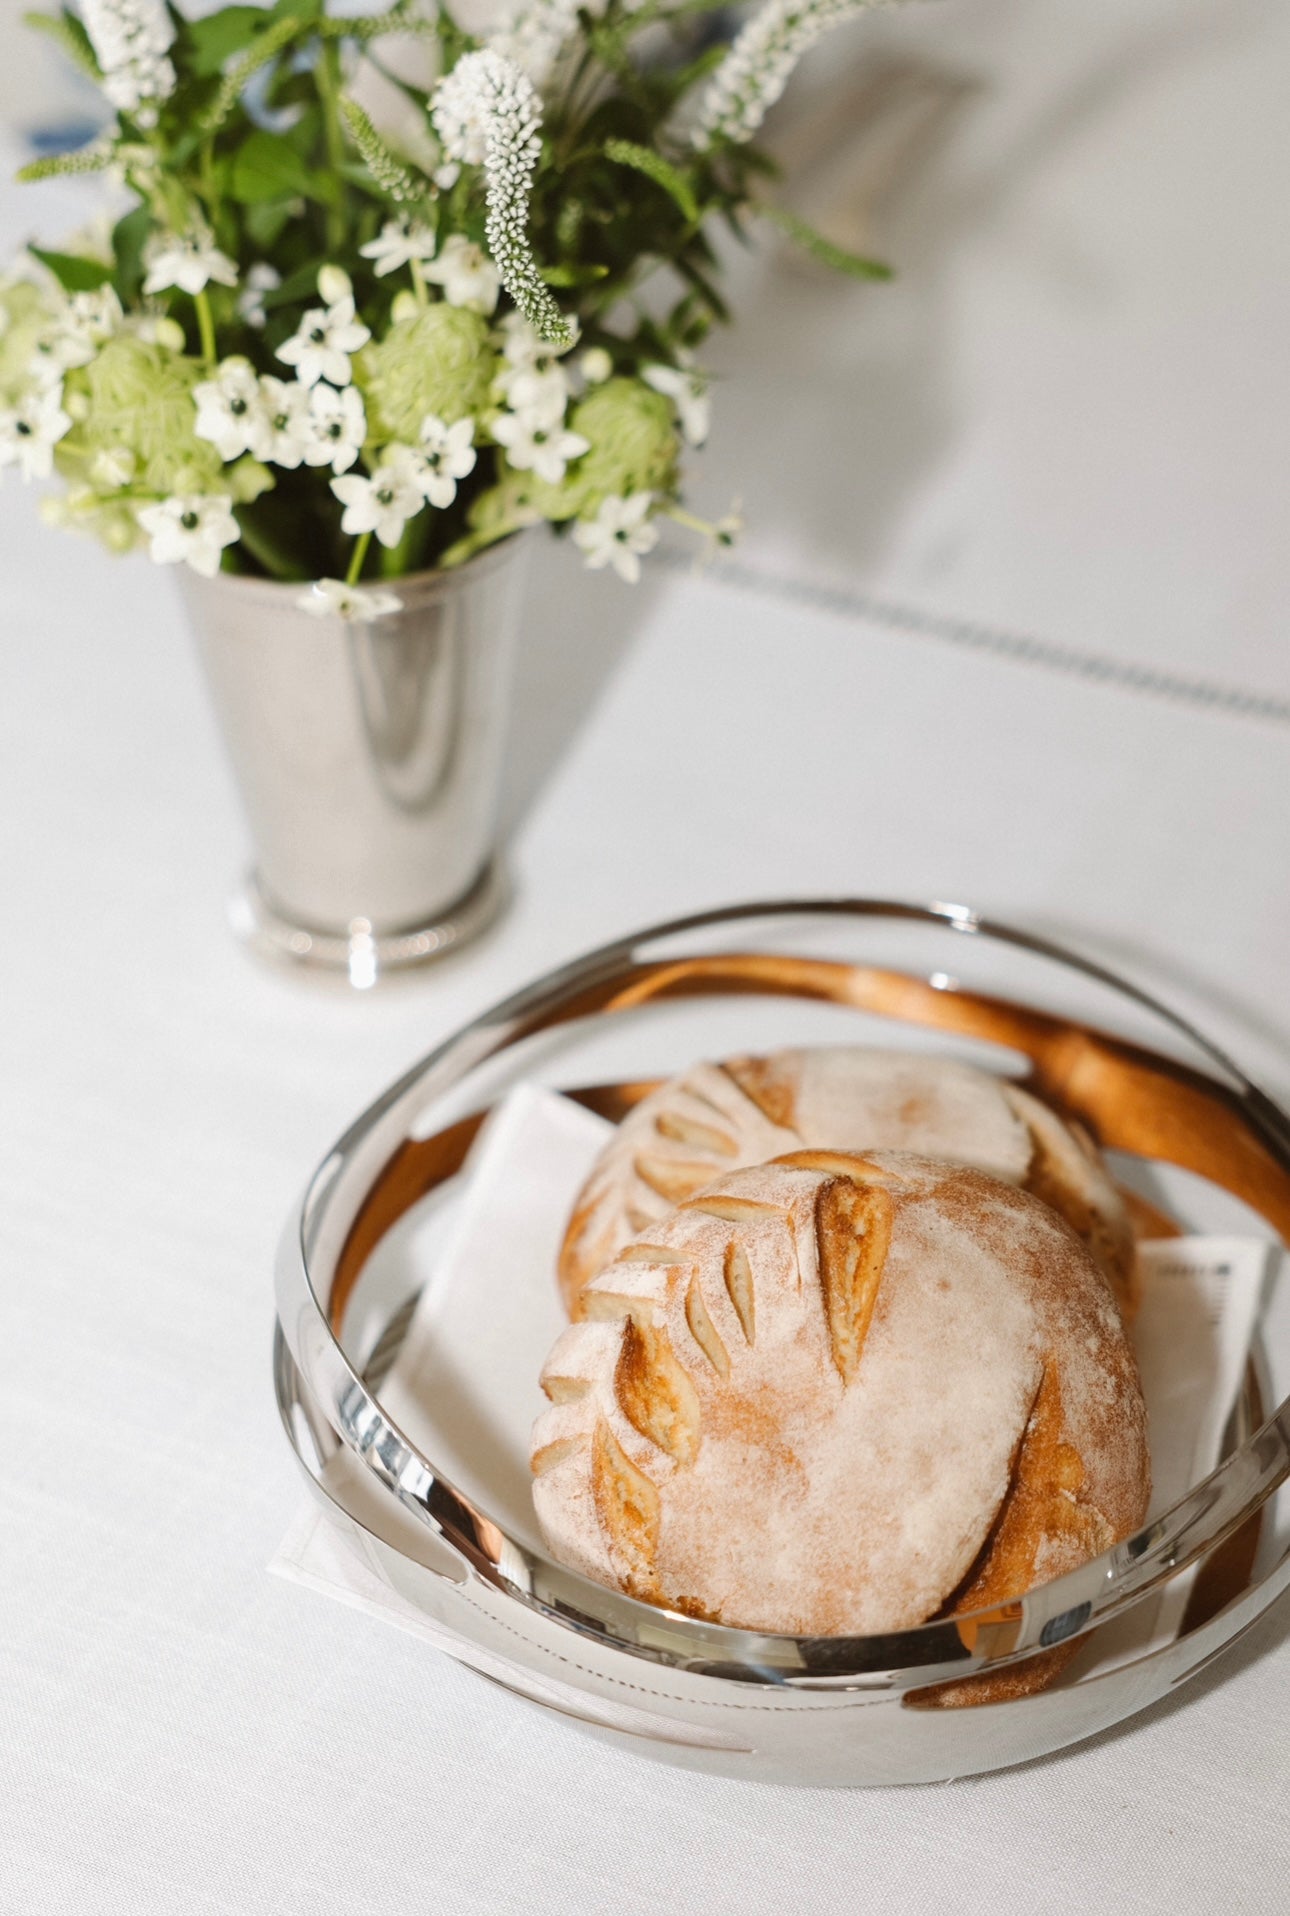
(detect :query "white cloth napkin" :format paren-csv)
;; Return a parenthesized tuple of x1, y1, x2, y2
(271, 1086, 1275, 1673)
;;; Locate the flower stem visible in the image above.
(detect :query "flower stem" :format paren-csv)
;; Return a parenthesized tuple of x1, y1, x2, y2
(195, 290, 217, 369)
(233, 508, 310, 581)
(315, 38, 348, 257)
(410, 258, 429, 309)
(345, 529, 372, 585)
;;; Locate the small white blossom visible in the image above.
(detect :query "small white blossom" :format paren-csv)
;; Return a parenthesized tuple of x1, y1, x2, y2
(497, 362, 569, 426)
(136, 494, 240, 576)
(0, 383, 72, 481)
(297, 578, 403, 621)
(143, 228, 238, 298)
(277, 298, 370, 388)
(332, 448, 426, 548)
(301, 382, 366, 473)
(193, 357, 270, 461)
(238, 262, 280, 330)
(492, 410, 589, 484)
(433, 162, 461, 191)
(258, 377, 312, 469)
(359, 218, 438, 279)
(417, 414, 477, 508)
(580, 346, 613, 385)
(31, 285, 123, 383)
(572, 491, 658, 582)
(82, 0, 176, 121)
(423, 235, 500, 314)
(643, 360, 711, 447)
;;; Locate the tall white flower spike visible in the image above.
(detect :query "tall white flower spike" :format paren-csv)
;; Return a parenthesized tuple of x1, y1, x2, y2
(430, 51, 571, 346)
(81, 0, 176, 121)
(694, 0, 885, 150)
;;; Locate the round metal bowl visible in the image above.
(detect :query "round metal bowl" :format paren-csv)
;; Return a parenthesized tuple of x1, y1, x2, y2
(273, 900, 1290, 1785)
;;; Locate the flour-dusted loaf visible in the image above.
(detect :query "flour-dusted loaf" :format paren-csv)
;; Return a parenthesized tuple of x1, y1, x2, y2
(533, 1152, 1150, 1661)
(558, 1048, 1136, 1320)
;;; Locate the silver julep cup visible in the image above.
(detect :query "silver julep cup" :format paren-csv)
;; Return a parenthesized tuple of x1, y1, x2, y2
(179, 535, 529, 981)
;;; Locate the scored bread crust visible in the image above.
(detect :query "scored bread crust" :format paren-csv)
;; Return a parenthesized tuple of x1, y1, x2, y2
(557, 1048, 1136, 1321)
(533, 1151, 1150, 1654)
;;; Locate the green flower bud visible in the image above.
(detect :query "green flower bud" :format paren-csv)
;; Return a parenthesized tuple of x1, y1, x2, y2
(356, 305, 497, 447)
(0, 278, 59, 407)
(61, 335, 223, 496)
(228, 455, 274, 504)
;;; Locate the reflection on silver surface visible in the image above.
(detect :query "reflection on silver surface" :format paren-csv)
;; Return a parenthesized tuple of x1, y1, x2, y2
(180, 537, 529, 971)
(272, 900, 1290, 1782)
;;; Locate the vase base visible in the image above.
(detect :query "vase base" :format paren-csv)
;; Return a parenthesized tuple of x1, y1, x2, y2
(229, 861, 506, 987)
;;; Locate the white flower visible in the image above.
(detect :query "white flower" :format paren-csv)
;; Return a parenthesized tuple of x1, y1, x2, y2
(643, 361, 711, 447)
(258, 378, 312, 469)
(572, 492, 658, 582)
(359, 219, 438, 279)
(492, 409, 589, 484)
(31, 285, 123, 382)
(580, 346, 613, 385)
(430, 50, 572, 347)
(143, 228, 238, 298)
(297, 579, 403, 621)
(238, 262, 280, 330)
(423, 235, 500, 314)
(277, 298, 370, 388)
(433, 162, 461, 191)
(331, 448, 426, 548)
(82, 0, 176, 120)
(136, 494, 240, 576)
(0, 383, 72, 481)
(497, 309, 576, 369)
(417, 414, 477, 508)
(193, 357, 270, 461)
(301, 382, 366, 473)
(694, 0, 882, 150)
(497, 362, 569, 426)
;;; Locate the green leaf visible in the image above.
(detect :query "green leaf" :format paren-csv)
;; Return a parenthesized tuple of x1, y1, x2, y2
(542, 262, 610, 287)
(28, 246, 112, 293)
(755, 203, 892, 281)
(110, 206, 151, 305)
(22, 10, 100, 81)
(185, 5, 271, 76)
(604, 139, 699, 223)
(230, 128, 316, 204)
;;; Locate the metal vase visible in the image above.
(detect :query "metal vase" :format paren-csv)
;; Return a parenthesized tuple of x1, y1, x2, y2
(180, 536, 529, 984)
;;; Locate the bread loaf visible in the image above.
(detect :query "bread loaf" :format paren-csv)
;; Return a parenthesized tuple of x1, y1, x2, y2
(533, 1152, 1150, 1666)
(558, 1048, 1135, 1320)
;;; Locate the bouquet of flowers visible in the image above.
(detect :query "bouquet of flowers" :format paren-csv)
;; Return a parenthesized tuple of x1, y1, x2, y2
(2, 0, 889, 615)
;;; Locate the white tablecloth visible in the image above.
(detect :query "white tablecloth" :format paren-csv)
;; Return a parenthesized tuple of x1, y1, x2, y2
(3, 1, 1290, 1908)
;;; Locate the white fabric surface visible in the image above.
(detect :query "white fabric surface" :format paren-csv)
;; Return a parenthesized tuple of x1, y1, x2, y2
(4, 1, 1290, 1908)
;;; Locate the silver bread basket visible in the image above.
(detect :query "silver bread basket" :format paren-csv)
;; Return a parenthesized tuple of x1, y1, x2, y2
(273, 900, 1290, 1784)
